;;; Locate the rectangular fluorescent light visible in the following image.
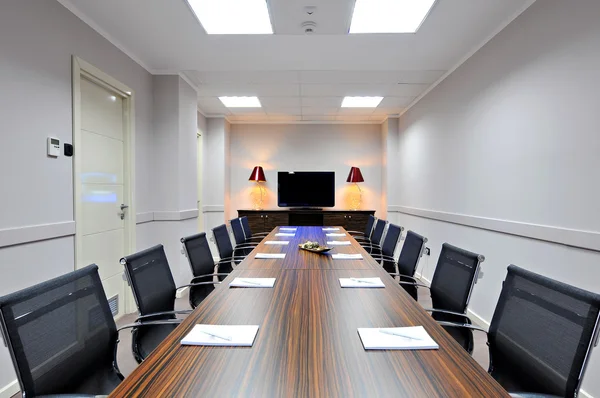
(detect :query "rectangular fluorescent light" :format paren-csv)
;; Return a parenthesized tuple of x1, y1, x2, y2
(186, 0, 273, 34)
(349, 0, 436, 33)
(341, 97, 384, 108)
(219, 96, 262, 108)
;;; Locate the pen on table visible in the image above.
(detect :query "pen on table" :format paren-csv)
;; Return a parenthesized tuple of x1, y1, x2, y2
(379, 329, 423, 341)
(350, 278, 376, 284)
(199, 330, 232, 341)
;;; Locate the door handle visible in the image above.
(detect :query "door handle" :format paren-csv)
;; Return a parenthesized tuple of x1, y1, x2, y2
(119, 204, 129, 220)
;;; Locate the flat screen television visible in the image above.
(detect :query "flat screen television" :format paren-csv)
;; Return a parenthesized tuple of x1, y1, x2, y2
(278, 171, 335, 208)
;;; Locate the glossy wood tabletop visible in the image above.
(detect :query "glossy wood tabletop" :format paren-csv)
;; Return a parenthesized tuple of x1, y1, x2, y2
(111, 227, 508, 398)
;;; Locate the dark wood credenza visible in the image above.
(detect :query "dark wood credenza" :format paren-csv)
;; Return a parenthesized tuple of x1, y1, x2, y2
(237, 209, 376, 234)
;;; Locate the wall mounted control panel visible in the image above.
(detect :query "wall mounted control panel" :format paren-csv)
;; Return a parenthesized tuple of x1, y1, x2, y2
(47, 137, 60, 157)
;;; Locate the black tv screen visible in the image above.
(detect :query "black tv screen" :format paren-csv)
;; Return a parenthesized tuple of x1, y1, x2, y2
(278, 172, 335, 208)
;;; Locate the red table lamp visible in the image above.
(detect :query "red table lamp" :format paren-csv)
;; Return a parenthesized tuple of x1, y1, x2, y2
(249, 166, 266, 210)
(346, 167, 364, 210)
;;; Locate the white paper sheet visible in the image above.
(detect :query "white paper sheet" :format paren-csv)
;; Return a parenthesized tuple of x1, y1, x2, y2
(265, 241, 289, 245)
(357, 326, 439, 350)
(181, 325, 260, 347)
(255, 253, 286, 259)
(230, 278, 276, 288)
(327, 241, 351, 246)
(275, 233, 295, 237)
(339, 277, 385, 288)
(332, 253, 363, 260)
(326, 233, 346, 237)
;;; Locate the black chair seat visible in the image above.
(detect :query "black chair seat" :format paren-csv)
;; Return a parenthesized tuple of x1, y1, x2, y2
(189, 283, 217, 308)
(133, 323, 179, 361)
(65, 365, 123, 396)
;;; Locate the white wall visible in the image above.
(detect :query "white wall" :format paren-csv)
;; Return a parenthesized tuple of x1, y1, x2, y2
(390, 0, 600, 396)
(228, 123, 384, 215)
(0, 0, 155, 395)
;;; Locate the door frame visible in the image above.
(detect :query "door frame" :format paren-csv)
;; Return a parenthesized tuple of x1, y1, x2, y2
(71, 56, 136, 312)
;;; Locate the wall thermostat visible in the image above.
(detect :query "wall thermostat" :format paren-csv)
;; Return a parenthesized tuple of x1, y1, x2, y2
(47, 137, 60, 157)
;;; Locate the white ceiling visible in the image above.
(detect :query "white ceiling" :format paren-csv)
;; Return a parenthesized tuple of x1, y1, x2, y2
(58, 0, 533, 123)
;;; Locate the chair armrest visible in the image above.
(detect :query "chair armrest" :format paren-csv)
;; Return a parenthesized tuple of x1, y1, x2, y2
(346, 230, 365, 235)
(234, 244, 258, 249)
(435, 321, 488, 334)
(217, 256, 246, 263)
(388, 273, 418, 282)
(251, 232, 270, 237)
(178, 281, 221, 289)
(509, 394, 562, 398)
(191, 273, 230, 282)
(117, 319, 182, 332)
(245, 236, 265, 241)
(398, 281, 431, 289)
(38, 395, 108, 398)
(135, 310, 192, 321)
(424, 308, 472, 323)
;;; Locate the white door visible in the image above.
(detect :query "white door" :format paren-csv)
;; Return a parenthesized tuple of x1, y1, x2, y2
(77, 76, 130, 318)
(197, 132, 203, 231)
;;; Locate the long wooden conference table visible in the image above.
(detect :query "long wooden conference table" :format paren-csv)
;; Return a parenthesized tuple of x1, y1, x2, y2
(111, 226, 508, 397)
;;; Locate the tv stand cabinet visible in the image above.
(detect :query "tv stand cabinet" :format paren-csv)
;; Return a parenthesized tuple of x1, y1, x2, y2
(237, 209, 376, 234)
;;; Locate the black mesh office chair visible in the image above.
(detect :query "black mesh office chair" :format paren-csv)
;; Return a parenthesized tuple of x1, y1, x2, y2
(213, 224, 246, 273)
(347, 214, 376, 239)
(0, 264, 124, 397)
(400, 243, 484, 354)
(359, 219, 387, 255)
(121, 244, 218, 363)
(230, 218, 259, 257)
(240, 216, 269, 240)
(379, 230, 428, 300)
(181, 232, 231, 305)
(370, 223, 403, 271)
(438, 265, 600, 398)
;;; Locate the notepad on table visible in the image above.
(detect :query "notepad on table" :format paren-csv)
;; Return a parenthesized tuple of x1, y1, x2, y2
(332, 253, 363, 260)
(181, 324, 259, 347)
(358, 326, 438, 350)
(265, 241, 289, 245)
(230, 278, 276, 288)
(326, 233, 346, 237)
(279, 227, 297, 231)
(322, 227, 340, 231)
(327, 241, 351, 246)
(339, 277, 384, 288)
(276, 233, 295, 237)
(255, 253, 286, 259)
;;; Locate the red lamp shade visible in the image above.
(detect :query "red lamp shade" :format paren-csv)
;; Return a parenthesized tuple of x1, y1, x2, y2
(248, 166, 266, 182)
(346, 167, 364, 183)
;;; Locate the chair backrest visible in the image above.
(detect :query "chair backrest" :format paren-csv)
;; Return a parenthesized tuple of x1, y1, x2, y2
(364, 215, 376, 237)
(0, 264, 118, 397)
(430, 243, 484, 314)
(213, 224, 235, 259)
(380, 223, 403, 257)
(121, 244, 177, 317)
(230, 218, 247, 245)
(240, 216, 253, 239)
(397, 230, 427, 277)
(488, 265, 600, 397)
(181, 232, 215, 277)
(371, 219, 387, 245)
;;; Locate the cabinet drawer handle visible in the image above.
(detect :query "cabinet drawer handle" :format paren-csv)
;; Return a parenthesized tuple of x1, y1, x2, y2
(265, 215, 268, 218)
(349, 215, 352, 219)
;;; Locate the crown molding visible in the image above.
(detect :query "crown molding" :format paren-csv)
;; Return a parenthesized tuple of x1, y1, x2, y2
(56, 0, 153, 74)
(227, 120, 383, 125)
(399, 0, 538, 117)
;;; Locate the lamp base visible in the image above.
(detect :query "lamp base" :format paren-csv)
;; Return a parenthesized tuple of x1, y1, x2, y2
(349, 183, 362, 211)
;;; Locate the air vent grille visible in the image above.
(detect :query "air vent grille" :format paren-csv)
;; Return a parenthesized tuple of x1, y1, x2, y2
(108, 294, 119, 317)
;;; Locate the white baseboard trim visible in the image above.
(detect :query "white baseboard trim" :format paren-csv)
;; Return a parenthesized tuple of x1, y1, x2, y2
(388, 205, 600, 252)
(0, 379, 19, 398)
(0, 221, 76, 249)
(202, 205, 225, 213)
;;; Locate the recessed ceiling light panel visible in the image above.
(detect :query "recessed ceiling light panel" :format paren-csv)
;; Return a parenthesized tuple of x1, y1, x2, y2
(187, 0, 273, 34)
(341, 96, 384, 108)
(219, 96, 262, 108)
(349, 0, 436, 34)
